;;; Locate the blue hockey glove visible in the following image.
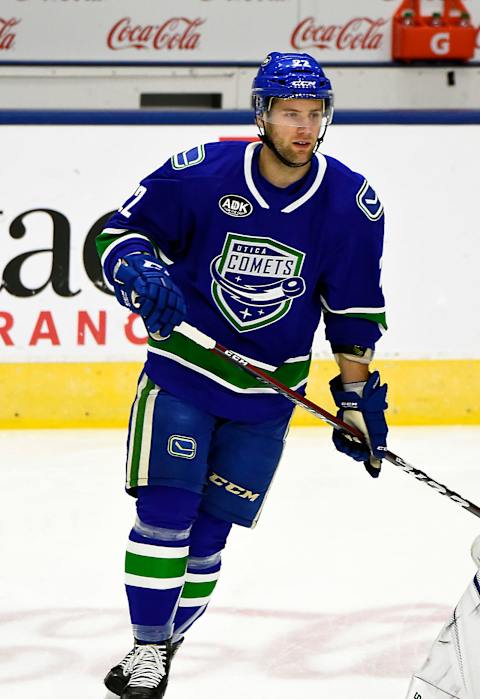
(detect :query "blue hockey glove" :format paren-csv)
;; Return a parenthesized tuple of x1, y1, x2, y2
(112, 253, 187, 339)
(329, 371, 388, 478)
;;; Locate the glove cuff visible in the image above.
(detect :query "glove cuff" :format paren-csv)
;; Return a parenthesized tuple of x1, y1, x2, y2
(329, 374, 363, 410)
(342, 380, 366, 397)
(103, 238, 157, 286)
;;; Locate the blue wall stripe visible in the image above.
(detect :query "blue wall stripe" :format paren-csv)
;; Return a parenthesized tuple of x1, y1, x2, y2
(1, 109, 480, 125)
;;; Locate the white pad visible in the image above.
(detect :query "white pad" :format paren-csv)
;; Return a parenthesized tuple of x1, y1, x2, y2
(404, 574, 480, 699)
(406, 675, 460, 699)
(471, 534, 480, 567)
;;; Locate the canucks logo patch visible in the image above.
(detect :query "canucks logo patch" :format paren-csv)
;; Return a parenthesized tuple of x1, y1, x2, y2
(210, 233, 306, 332)
(356, 180, 384, 221)
(167, 435, 197, 459)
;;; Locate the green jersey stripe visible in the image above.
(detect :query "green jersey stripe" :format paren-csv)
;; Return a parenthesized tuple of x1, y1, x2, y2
(129, 377, 155, 488)
(96, 229, 154, 260)
(125, 551, 188, 579)
(343, 310, 388, 329)
(137, 383, 160, 485)
(147, 331, 310, 392)
(320, 295, 387, 330)
(126, 373, 148, 486)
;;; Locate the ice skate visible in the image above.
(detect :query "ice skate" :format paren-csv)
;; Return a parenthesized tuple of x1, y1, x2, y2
(104, 647, 135, 696)
(104, 638, 183, 697)
(120, 642, 171, 698)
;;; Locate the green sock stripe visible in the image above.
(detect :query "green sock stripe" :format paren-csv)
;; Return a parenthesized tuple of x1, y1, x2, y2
(125, 552, 188, 579)
(181, 579, 218, 599)
(129, 377, 155, 488)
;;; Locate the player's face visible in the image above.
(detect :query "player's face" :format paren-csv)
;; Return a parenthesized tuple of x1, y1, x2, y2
(261, 98, 324, 166)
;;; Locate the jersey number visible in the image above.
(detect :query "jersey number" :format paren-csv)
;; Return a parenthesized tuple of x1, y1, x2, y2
(118, 185, 147, 219)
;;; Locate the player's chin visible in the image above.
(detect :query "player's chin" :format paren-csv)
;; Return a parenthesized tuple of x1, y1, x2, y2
(286, 147, 314, 165)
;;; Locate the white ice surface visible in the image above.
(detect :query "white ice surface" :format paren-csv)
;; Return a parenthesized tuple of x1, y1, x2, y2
(1, 426, 479, 699)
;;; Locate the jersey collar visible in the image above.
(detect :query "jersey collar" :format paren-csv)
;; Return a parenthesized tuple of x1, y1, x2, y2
(243, 141, 327, 213)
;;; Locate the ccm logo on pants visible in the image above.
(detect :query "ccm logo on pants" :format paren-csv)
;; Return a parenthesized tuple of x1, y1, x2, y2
(209, 472, 260, 502)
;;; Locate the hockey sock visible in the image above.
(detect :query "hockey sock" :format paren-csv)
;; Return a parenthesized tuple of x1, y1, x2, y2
(125, 486, 201, 644)
(172, 511, 232, 640)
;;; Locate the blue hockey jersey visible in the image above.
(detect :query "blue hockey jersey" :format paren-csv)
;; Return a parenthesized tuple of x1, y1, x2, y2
(97, 140, 386, 422)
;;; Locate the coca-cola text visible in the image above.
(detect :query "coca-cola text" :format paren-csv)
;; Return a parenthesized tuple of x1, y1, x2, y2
(291, 16, 387, 52)
(107, 16, 204, 51)
(0, 18, 20, 51)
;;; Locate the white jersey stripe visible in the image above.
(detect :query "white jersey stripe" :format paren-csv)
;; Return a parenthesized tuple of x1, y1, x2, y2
(147, 347, 277, 394)
(244, 142, 269, 209)
(147, 347, 309, 395)
(126, 373, 149, 486)
(281, 153, 328, 214)
(320, 295, 386, 315)
(137, 383, 160, 485)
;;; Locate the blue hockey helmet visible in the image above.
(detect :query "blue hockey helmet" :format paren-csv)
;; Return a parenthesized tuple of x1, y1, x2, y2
(252, 52, 334, 125)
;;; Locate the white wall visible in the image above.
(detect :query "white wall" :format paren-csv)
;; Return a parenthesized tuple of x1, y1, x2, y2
(0, 123, 479, 362)
(3, 65, 480, 110)
(1, 0, 478, 64)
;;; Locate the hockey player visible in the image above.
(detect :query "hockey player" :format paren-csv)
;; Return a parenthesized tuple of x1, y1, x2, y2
(97, 52, 389, 698)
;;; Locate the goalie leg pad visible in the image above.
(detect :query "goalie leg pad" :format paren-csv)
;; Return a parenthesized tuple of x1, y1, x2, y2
(405, 675, 460, 699)
(405, 576, 480, 699)
(470, 534, 480, 567)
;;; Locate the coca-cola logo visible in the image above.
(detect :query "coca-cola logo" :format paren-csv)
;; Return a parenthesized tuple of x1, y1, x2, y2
(0, 18, 20, 51)
(291, 16, 387, 51)
(107, 16, 205, 51)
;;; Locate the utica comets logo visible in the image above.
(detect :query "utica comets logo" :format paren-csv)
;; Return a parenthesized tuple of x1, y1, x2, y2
(211, 233, 306, 332)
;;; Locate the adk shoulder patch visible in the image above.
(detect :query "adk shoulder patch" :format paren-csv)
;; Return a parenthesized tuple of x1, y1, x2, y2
(356, 179, 384, 221)
(219, 194, 253, 218)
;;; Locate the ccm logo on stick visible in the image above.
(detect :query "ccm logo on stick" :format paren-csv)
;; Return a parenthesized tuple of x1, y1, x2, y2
(218, 194, 253, 218)
(224, 349, 248, 366)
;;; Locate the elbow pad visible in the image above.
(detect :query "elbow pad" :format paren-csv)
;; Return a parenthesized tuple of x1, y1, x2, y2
(331, 343, 374, 366)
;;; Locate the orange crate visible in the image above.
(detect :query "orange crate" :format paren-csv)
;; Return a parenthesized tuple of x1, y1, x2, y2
(392, 0, 476, 61)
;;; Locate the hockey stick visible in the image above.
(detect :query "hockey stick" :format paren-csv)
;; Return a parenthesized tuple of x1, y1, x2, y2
(176, 322, 480, 520)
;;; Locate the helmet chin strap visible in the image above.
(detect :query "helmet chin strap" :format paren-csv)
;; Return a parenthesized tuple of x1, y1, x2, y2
(259, 132, 310, 168)
(259, 121, 328, 169)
